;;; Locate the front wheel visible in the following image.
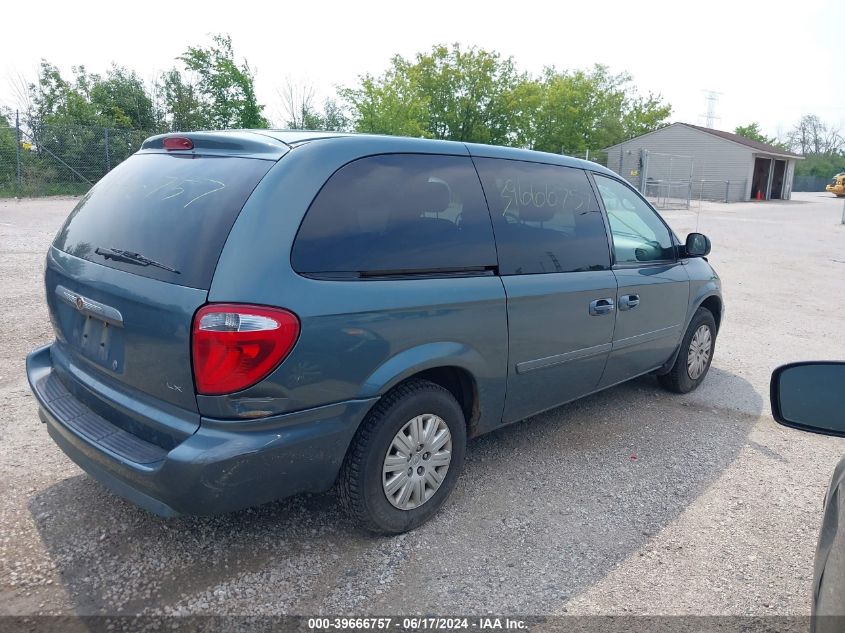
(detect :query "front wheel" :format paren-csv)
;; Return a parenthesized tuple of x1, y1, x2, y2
(338, 379, 467, 533)
(658, 307, 717, 394)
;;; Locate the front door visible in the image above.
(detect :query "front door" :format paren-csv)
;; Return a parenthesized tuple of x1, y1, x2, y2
(592, 175, 690, 388)
(473, 157, 617, 424)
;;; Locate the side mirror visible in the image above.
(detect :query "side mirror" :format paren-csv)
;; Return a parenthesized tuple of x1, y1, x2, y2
(770, 362, 845, 436)
(685, 232, 711, 257)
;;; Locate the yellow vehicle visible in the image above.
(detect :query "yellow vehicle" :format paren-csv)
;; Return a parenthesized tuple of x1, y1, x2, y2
(826, 172, 845, 197)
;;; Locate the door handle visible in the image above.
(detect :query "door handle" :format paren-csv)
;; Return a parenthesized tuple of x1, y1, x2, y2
(589, 298, 615, 316)
(619, 294, 640, 311)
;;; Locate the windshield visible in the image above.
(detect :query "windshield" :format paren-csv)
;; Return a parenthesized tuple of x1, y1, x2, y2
(53, 153, 273, 289)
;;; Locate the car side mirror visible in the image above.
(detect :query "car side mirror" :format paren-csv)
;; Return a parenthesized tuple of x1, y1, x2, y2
(770, 362, 845, 436)
(685, 232, 711, 257)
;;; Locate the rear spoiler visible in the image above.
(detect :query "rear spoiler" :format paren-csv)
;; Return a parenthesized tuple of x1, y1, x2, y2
(139, 131, 289, 160)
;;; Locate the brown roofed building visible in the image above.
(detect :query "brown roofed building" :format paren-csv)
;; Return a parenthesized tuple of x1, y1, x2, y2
(605, 122, 803, 202)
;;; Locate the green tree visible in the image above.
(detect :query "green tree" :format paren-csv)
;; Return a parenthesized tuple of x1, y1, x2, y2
(341, 66, 431, 137)
(795, 153, 845, 177)
(157, 68, 207, 131)
(500, 77, 544, 149)
(528, 65, 670, 154)
(528, 66, 619, 153)
(25, 63, 112, 184)
(90, 65, 158, 130)
(412, 44, 523, 144)
(623, 93, 672, 140)
(26, 62, 158, 132)
(28, 62, 101, 128)
(342, 44, 523, 144)
(320, 98, 349, 132)
(342, 48, 670, 153)
(0, 108, 19, 191)
(734, 122, 777, 145)
(175, 34, 268, 129)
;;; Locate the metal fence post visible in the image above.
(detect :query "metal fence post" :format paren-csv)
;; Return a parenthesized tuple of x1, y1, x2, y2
(104, 127, 111, 173)
(14, 110, 22, 192)
(725, 181, 730, 203)
(639, 149, 649, 193)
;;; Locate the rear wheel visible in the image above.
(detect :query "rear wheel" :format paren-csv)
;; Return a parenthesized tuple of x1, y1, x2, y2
(658, 307, 717, 394)
(338, 379, 466, 533)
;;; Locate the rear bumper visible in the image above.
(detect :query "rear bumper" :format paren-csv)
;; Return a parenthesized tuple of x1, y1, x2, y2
(27, 344, 377, 516)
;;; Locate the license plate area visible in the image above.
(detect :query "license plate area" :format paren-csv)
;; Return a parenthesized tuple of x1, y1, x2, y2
(55, 285, 125, 373)
(78, 314, 119, 367)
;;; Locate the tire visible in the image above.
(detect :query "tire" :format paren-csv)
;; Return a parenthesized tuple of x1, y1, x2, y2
(658, 307, 717, 394)
(338, 379, 467, 534)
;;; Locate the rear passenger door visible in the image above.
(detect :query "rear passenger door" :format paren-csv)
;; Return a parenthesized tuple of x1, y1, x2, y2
(286, 153, 510, 431)
(474, 158, 617, 424)
(592, 175, 690, 388)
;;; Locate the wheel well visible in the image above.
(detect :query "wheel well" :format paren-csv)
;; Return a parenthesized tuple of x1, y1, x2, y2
(411, 366, 480, 437)
(699, 295, 722, 332)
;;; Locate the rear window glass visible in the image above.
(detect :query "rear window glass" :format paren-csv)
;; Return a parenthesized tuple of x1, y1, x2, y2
(473, 158, 610, 274)
(291, 154, 497, 276)
(53, 153, 273, 289)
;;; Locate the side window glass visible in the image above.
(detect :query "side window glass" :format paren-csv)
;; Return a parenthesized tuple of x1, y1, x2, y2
(594, 175, 675, 264)
(291, 154, 497, 275)
(473, 158, 611, 275)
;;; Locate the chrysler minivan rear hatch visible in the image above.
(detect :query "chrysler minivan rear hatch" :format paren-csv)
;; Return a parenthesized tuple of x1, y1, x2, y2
(46, 141, 277, 443)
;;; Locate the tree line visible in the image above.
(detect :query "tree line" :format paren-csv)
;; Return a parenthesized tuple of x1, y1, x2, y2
(1, 33, 842, 194)
(3, 36, 672, 155)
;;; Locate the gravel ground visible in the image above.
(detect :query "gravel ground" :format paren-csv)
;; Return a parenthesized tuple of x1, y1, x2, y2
(1, 192, 844, 617)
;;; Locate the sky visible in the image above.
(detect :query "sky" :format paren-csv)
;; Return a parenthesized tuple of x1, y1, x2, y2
(1, 0, 842, 139)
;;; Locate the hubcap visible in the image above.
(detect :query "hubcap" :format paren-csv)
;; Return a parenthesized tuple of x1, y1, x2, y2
(687, 324, 712, 380)
(382, 414, 452, 510)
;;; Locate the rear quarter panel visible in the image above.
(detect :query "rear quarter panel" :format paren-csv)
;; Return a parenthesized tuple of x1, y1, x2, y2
(207, 136, 508, 433)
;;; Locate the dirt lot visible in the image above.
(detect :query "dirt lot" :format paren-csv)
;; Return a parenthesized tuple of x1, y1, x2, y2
(1, 192, 844, 617)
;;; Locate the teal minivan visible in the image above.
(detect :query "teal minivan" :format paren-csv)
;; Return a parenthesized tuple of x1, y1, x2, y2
(26, 130, 723, 533)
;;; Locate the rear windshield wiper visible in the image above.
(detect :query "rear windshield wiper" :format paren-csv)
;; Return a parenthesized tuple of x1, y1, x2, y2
(94, 247, 180, 274)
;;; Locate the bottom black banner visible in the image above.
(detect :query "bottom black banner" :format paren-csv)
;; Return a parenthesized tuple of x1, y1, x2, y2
(0, 616, 840, 633)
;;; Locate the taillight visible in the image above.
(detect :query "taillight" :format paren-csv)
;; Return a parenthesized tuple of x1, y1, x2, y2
(191, 304, 299, 395)
(162, 136, 194, 151)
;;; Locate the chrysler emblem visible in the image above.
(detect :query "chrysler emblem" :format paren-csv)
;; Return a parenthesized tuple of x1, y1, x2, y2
(55, 285, 123, 328)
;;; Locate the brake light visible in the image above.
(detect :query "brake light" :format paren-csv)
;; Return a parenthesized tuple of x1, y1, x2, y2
(192, 304, 299, 395)
(163, 136, 194, 151)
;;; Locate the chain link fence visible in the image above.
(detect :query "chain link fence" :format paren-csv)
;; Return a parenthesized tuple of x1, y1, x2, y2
(693, 179, 748, 203)
(792, 175, 832, 192)
(0, 113, 151, 197)
(567, 149, 609, 167)
(0, 123, 19, 195)
(642, 180, 692, 209)
(641, 179, 749, 208)
(640, 151, 693, 209)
